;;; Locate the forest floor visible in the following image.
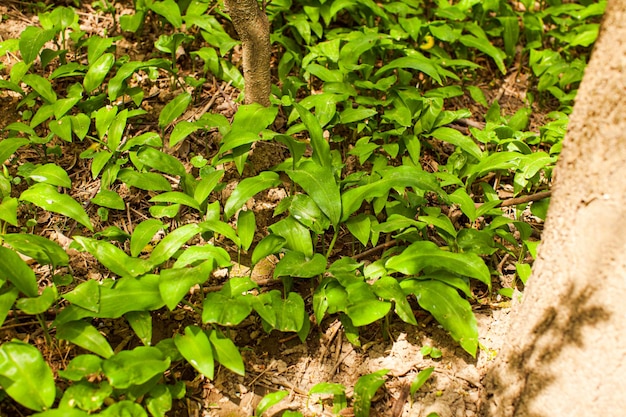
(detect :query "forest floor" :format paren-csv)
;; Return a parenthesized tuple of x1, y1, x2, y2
(0, 1, 559, 416)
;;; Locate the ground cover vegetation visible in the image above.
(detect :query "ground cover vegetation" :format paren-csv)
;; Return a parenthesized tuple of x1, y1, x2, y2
(0, 0, 604, 415)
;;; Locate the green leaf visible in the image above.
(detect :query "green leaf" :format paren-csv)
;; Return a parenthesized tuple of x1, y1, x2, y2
(0, 197, 18, 226)
(149, 223, 201, 267)
(2, 233, 69, 267)
(99, 401, 147, 417)
(159, 92, 191, 128)
(33, 410, 90, 417)
(58, 380, 112, 413)
(345, 282, 391, 326)
(102, 346, 170, 389)
(208, 328, 244, 376)
(340, 107, 378, 124)
(0, 287, 19, 328)
(131, 219, 164, 257)
(27, 163, 71, 188)
(410, 367, 434, 395)
(401, 279, 478, 356)
(224, 171, 281, 219)
(15, 285, 57, 314)
(430, 127, 483, 160)
(460, 34, 506, 74)
(150, 192, 201, 211)
(92, 189, 126, 210)
(193, 169, 224, 206)
(0, 246, 38, 297)
(251, 234, 286, 266)
(273, 252, 326, 279)
(373, 276, 417, 325)
(57, 320, 115, 358)
(49, 116, 73, 142)
(268, 216, 313, 258)
(22, 74, 57, 103)
(159, 260, 214, 310)
(84, 53, 115, 92)
(354, 369, 388, 417)
(126, 311, 153, 346)
(202, 292, 253, 326)
(169, 121, 200, 147)
(256, 391, 288, 417)
(286, 160, 341, 227)
(386, 241, 490, 288)
(294, 103, 330, 167)
(377, 56, 443, 85)
(21, 183, 93, 231)
(62, 279, 100, 312)
(73, 236, 152, 277)
(149, 0, 183, 28)
(57, 354, 103, 381)
(252, 290, 305, 332)
(237, 209, 256, 251)
(0, 137, 29, 164)
(118, 169, 172, 192)
(346, 214, 371, 246)
(341, 166, 444, 221)
(106, 108, 128, 152)
(19, 26, 55, 64)
(136, 146, 186, 176)
(174, 326, 215, 379)
(0, 341, 55, 411)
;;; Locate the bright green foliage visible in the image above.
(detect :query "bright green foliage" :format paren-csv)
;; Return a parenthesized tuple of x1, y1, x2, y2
(0, 0, 604, 413)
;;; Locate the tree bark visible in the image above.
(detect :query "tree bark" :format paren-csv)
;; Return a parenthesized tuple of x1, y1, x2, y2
(482, 1, 626, 416)
(224, 0, 272, 106)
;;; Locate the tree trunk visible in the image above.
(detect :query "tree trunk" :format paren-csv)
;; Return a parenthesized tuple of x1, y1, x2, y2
(482, 1, 626, 416)
(224, 0, 271, 106)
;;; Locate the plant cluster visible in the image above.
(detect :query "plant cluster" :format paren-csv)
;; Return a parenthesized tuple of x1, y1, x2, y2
(0, 0, 603, 415)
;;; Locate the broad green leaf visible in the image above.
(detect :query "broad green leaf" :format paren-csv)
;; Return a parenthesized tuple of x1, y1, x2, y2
(122, 132, 162, 151)
(62, 279, 100, 312)
(136, 146, 186, 176)
(84, 53, 115, 92)
(309, 382, 347, 413)
(99, 401, 147, 417)
(159, 260, 214, 310)
(202, 292, 253, 326)
(170, 121, 200, 147)
(224, 171, 281, 219)
(464, 151, 521, 179)
(353, 370, 389, 417)
(0, 287, 19, 328)
(149, 0, 183, 28)
(149, 223, 201, 267)
(106, 108, 128, 151)
(118, 169, 172, 192)
(194, 169, 224, 206)
(21, 183, 93, 231)
(49, 116, 73, 142)
(159, 92, 191, 128)
(0, 197, 18, 226)
(2, 233, 69, 267)
(108, 59, 171, 100)
(58, 380, 112, 413)
(57, 354, 103, 381)
(273, 252, 326, 279)
(377, 56, 443, 84)
(251, 234, 286, 265)
(430, 127, 483, 160)
(145, 384, 172, 417)
(19, 26, 55, 64)
(131, 219, 165, 257)
(345, 282, 391, 326)
(22, 74, 57, 103)
(27, 163, 71, 188)
(33, 410, 90, 417)
(74, 236, 152, 277)
(401, 279, 478, 356)
(208, 329, 245, 376)
(102, 346, 169, 389)
(0, 138, 29, 164)
(373, 276, 417, 325)
(340, 107, 378, 124)
(460, 34, 506, 74)
(92, 189, 126, 210)
(346, 214, 371, 246)
(150, 192, 201, 211)
(286, 160, 341, 227)
(57, 320, 115, 358)
(15, 285, 57, 314)
(268, 216, 313, 258)
(341, 166, 443, 221)
(386, 240, 490, 288)
(0, 341, 55, 411)
(0, 246, 38, 297)
(230, 103, 278, 134)
(174, 326, 215, 379)
(294, 103, 330, 167)
(237, 209, 256, 251)
(252, 290, 305, 332)
(256, 391, 288, 417)
(126, 311, 152, 346)
(410, 367, 434, 395)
